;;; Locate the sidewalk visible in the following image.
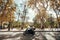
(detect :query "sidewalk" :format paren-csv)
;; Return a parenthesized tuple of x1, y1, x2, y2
(0, 28, 60, 31)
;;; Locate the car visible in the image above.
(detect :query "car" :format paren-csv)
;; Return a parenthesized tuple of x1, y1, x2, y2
(23, 27, 35, 36)
(0, 26, 2, 29)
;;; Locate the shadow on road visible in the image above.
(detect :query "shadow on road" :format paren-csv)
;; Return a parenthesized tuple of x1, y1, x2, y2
(0, 32, 60, 40)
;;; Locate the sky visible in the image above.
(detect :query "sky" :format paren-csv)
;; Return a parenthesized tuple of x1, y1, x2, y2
(14, 0, 36, 22)
(14, 0, 57, 22)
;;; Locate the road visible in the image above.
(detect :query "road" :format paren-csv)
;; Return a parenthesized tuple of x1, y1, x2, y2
(0, 28, 60, 40)
(0, 32, 60, 40)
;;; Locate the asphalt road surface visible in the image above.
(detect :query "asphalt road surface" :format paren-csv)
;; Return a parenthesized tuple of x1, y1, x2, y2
(0, 32, 60, 40)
